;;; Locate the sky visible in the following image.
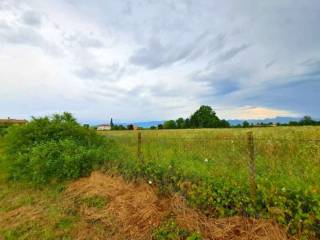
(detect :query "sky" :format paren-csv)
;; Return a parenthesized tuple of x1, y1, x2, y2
(0, 0, 319, 123)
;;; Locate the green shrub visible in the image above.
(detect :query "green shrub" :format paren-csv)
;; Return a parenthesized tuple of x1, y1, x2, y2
(3, 112, 108, 184)
(0, 125, 9, 137)
(152, 220, 202, 240)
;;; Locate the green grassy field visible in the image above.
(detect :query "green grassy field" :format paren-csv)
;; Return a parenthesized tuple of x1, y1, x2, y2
(102, 127, 320, 190)
(0, 126, 320, 239)
(0, 138, 119, 239)
(0, 138, 76, 239)
(101, 127, 320, 237)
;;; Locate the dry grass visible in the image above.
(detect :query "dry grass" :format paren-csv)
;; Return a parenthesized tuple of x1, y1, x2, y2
(0, 206, 44, 229)
(65, 171, 292, 240)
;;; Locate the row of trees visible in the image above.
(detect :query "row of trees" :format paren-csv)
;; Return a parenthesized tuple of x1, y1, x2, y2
(233, 116, 320, 128)
(154, 105, 230, 129)
(106, 108, 320, 131)
(284, 116, 320, 126)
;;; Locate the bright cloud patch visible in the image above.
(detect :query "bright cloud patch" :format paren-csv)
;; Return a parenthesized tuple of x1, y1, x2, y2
(219, 106, 298, 120)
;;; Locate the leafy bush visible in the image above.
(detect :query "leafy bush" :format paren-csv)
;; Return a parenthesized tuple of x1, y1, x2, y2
(0, 125, 9, 137)
(3, 112, 108, 184)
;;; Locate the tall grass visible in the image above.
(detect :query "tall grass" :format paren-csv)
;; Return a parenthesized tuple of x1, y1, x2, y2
(101, 127, 320, 238)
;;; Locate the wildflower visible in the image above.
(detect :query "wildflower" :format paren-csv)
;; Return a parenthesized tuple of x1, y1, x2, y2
(148, 180, 153, 185)
(204, 158, 208, 163)
(281, 187, 286, 192)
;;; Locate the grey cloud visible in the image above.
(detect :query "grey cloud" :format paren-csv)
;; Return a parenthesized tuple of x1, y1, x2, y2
(66, 33, 104, 48)
(192, 68, 248, 97)
(246, 78, 320, 117)
(122, 0, 132, 15)
(129, 38, 165, 69)
(130, 32, 226, 69)
(22, 10, 42, 27)
(0, 22, 45, 46)
(75, 63, 125, 81)
(215, 44, 250, 63)
(0, 21, 61, 55)
(239, 64, 320, 117)
(265, 59, 277, 68)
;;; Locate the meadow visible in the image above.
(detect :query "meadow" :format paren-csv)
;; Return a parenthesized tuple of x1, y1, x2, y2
(101, 127, 320, 237)
(102, 127, 320, 189)
(0, 122, 320, 239)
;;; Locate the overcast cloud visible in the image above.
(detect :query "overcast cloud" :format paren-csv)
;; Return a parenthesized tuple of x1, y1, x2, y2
(0, 0, 319, 123)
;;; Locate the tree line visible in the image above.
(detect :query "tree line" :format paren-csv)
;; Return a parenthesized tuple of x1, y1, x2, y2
(108, 106, 320, 130)
(153, 105, 230, 129)
(232, 116, 320, 128)
(150, 106, 320, 130)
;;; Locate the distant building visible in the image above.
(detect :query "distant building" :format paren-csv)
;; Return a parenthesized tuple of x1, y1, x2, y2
(97, 124, 111, 131)
(0, 118, 28, 125)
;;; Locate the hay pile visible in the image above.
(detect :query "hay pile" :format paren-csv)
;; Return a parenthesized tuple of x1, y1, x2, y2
(65, 171, 291, 240)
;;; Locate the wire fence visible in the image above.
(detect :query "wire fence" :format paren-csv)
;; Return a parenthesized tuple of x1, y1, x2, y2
(101, 130, 320, 236)
(104, 131, 320, 196)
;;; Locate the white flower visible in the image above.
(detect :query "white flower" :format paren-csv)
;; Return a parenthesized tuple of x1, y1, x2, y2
(204, 158, 208, 163)
(281, 187, 286, 192)
(148, 180, 153, 185)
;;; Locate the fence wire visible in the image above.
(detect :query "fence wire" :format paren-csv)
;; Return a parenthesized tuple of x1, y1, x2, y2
(104, 131, 320, 191)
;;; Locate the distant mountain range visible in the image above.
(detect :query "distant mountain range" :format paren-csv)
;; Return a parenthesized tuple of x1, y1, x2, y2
(227, 117, 302, 126)
(119, 121, 164, 128)
(92, 116, 319, 128)
(122, 117, 305, 128)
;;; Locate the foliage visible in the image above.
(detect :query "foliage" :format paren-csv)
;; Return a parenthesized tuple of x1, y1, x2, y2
(189, 105, 220, 128)
(176, 118, 185, 129)
(163, 120, 177, 129)
(242, 120, 250, 128)
(287, 116, 320, 126)
(161, 105, 230, 130)
(0, 125, 8, 137)
(127, 124, 134, 130)
(153, 220, 202, 240)
(112, 124, 127, 130)
(3, 112, 108, 184)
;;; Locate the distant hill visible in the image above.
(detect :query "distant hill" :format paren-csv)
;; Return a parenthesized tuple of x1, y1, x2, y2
(227, 117, 302, 126)
(120, 121, 164, 128)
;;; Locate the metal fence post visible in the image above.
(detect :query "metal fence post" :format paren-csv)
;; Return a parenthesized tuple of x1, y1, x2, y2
(137, 132, 142, 163)
(247, 131, 257, 203)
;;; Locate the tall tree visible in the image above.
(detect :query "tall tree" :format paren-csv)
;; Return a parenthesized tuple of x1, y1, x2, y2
(176, 118, 185, 129)
(163, 120, 177, 129)
(189, 105, 220, 128)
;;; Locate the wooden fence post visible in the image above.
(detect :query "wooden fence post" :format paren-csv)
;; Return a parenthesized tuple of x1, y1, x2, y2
(247, 131, 257, 203)
(137, 132, 142, 163)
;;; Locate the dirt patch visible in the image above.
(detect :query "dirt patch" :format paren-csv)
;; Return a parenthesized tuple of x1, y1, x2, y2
(65, 171, 291, 240)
